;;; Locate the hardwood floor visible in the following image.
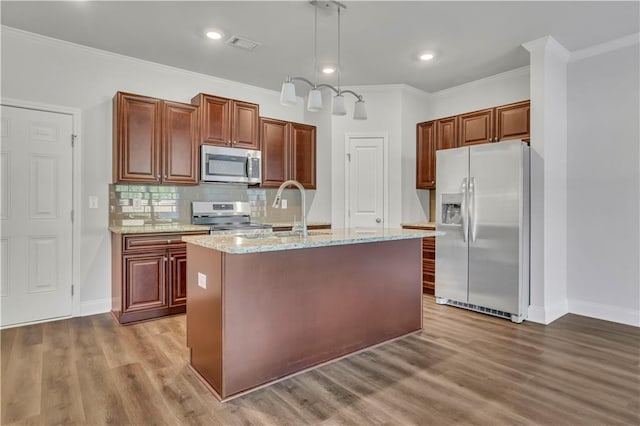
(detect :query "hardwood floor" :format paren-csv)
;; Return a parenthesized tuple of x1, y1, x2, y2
(2, 296, 638, 425)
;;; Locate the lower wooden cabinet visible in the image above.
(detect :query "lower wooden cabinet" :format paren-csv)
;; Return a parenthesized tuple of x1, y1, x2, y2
(422, 237, 436, 294)
(402, 225, 435, 294)
(112, 231, 207, 324)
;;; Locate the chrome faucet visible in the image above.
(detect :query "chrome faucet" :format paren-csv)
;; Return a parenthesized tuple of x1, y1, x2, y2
(272, 180, 307, 238)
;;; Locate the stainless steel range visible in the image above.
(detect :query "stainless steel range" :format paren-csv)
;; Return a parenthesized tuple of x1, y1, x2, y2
(191, 201, 272, 235)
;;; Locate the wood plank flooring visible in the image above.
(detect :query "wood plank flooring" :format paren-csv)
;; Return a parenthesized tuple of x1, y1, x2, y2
(2, 296, 639, 425)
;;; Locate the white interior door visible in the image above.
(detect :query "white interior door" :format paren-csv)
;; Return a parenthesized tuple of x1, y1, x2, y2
(346, 136, 385, 228)
(1, 105, 74, 327)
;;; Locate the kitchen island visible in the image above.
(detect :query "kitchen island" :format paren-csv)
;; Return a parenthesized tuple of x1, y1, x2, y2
(183, 228, 438, 401)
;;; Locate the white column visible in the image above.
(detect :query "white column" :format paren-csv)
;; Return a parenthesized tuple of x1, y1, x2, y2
(523, 36, 570, 324)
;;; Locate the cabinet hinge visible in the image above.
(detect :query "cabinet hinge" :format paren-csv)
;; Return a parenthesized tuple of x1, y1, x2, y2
(71, 209, 74, 222)
(71, 134, 78, 147)
(346, 153, 351, 162)
(71, 285, 74, 296)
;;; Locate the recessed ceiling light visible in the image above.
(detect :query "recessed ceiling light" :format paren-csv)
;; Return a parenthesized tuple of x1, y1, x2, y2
(206, 31, 223, 40)
(419, 52, 435, 61)
(322, 66, 336, 74)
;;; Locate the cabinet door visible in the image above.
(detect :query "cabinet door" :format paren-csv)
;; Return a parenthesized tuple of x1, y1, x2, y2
(162, 101, 199, 184)
(496, 100, 530, 142)
(168, 250, 188, 307)
(459, 108, 494, 146)
(260, 118, 290, 187)
(290, 122, 316, 189)
(194, 94, 231, 146)
(123, 253, 167, 313)
(113, 92, 162, 183)
(436, 116, 458, 150)
(232, 100, 260, 149)
(416, 121, 436, 189)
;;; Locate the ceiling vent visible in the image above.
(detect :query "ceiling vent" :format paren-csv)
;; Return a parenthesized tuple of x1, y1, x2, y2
(225, 35, 261, 52)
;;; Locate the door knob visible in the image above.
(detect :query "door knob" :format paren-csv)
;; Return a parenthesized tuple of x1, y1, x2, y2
(376, 218, 382, 223)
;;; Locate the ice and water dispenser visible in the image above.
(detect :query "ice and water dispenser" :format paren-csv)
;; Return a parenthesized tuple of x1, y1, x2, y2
(440, 193, 463, 225)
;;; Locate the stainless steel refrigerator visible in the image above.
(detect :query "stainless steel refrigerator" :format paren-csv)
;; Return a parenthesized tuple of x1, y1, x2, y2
(435, 140, 530, 323)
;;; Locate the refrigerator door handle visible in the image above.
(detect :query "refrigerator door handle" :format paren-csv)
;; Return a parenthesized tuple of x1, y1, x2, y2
(470, 176, 477, 242)
(461, 178, 468, 242)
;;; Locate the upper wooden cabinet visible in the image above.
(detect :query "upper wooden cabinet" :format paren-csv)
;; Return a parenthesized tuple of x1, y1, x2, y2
(261, 118, 290, 187)
(416, 121, 436, 189)
(291, 122, 316, 189)
(113, 92, 199, 184)
(459, 108, 495, 147)
(162, 101, 199, 184)
(496, 101, 530, 142)
(417, 116, 457, 189)
(260, 118, 316, 189)
(436, 116, 458, 150)
(415, 100, 531, 188)
(191, 93, 260, 150)
(459, 101, 530, 146)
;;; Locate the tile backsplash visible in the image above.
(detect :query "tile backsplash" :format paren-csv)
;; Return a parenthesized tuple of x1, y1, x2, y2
(109, 183, 303, 226)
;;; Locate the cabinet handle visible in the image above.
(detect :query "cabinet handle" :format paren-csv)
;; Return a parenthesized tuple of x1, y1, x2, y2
(164, 174, 167, 179)
(156, 175, 160, 181)
(233, 140, 237, 145)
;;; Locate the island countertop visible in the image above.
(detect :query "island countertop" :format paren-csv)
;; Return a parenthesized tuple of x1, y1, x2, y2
(182, 228, 440, 254)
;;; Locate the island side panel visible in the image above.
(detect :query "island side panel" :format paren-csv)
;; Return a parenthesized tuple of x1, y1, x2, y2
(186, 243, 223, 395)
(221, 238, 422, 398)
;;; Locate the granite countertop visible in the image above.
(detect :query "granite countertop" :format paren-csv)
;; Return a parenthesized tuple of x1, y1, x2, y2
(268, 221, 332, 228)
(109, 224, 211, 234)
(183, 228, 441, 254)
(401, 222, 436, 230)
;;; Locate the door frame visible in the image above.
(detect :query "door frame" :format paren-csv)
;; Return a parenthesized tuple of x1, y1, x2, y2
(344, 132, 389, 228)
(1, 97, 82, 321)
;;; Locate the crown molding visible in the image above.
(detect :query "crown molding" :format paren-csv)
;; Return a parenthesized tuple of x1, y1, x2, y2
(570, 32, 640, 62)
(1, 25, 286, 99)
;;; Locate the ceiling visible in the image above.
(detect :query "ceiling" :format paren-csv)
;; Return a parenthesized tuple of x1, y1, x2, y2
(2, 1, 638, 93)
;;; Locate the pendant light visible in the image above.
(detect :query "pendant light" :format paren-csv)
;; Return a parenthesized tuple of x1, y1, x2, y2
(279, 1, 367, 120)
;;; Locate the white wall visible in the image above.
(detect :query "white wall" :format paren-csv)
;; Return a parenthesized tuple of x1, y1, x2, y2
(400, 87, 431, 222)
(303, 92, 333, 222)
(567, 43, 640, 326)
(330, 85, 404, 228)
(1, 27, 322, 313)
(428, 66, 530, 120)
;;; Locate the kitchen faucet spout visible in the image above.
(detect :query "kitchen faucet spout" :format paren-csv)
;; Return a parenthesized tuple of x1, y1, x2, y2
(273, 180, 307, 237)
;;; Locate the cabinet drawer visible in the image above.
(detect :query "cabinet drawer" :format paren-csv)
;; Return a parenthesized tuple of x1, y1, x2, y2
(123, 232, 206, 252)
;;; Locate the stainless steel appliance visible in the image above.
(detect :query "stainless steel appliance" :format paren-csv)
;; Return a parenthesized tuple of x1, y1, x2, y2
(435, 140, 530, 323)
(200, 145, 261, 184)
(191, 201, 272, 235)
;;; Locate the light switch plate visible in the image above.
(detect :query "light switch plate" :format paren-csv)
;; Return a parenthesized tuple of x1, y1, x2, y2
(281, 199, 287, 209)
(198, 272, 207, 289)
(88, 196, 98, 209)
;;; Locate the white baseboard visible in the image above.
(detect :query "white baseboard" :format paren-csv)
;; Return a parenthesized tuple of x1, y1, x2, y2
(527, 299, 569, 324)
(80, 298, 111, 317)
(568, 299, 640, 327)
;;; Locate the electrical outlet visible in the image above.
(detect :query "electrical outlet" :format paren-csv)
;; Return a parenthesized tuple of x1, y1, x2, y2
(281, 199, 288, 209)
(133, 198, 142, 208)
(198, 272, 207, 289)
(88, 196, 98, 209)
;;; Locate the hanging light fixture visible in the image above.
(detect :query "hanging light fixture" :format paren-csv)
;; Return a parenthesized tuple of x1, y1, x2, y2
(279, 0, 367, 120)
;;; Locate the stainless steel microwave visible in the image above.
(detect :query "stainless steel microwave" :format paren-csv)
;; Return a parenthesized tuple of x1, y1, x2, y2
(200, 145, 261, 184)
